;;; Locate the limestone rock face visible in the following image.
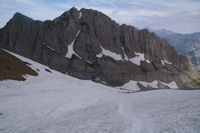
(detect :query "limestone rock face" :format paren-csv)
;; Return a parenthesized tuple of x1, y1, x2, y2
(0, 7, 199, 88)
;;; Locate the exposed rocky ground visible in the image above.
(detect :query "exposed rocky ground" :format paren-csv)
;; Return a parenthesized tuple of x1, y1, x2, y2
(0, 7, 200, 88)
(0, 49, 38, 80)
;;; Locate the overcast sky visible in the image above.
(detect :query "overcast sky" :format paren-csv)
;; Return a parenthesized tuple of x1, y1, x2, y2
(0, 0, 200, 34)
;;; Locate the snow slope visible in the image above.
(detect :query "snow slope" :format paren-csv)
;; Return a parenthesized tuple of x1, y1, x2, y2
(0, 51, 200, 133)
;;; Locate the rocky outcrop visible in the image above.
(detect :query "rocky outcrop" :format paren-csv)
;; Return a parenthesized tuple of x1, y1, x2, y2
(0, 7, 199, 88)
(0, 49, 38, 80)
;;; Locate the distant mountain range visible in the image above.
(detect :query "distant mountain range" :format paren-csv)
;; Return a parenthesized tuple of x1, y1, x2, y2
(0, 7, 200, 88)
(147, 28, 200, 69)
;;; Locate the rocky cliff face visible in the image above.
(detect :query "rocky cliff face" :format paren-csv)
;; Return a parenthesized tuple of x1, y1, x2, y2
(0, 7, 199, 88)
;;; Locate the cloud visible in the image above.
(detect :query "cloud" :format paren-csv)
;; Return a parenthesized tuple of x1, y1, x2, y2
(14, 0, 35, 5)
(115, 9, 170, 17)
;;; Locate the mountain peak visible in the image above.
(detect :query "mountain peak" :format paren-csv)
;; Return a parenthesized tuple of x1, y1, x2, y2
(11, 12, 32, 23)
(55, 7, 80, 21)
(62, 7, 79, 14)
(0, 7, 199, 88)
(13, 12, 23, 17)
(69, 7, 78, 12)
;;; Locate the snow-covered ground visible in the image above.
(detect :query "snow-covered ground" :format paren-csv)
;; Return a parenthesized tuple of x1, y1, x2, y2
(120, 80, 178, 92)
(0, 51, 200, 133)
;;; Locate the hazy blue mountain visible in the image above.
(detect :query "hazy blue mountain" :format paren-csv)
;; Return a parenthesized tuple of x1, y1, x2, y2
(149, 28, 200, 68)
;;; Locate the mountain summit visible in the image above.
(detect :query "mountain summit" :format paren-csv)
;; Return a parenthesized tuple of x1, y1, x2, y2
(0, 7, 199, 88)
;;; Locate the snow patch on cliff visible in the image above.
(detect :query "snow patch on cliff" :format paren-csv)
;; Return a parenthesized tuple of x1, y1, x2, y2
(161, 59, 172, 65)
(97, 46, 123, 61)
(146, 59, 151, 63)
(121, 47, 128, 61)
(164, 60, 172, 65)
(66, 30, 81, 59)
(79, 11, 82, 19)
(97, 47, 151, 65)
(129, 52, 145, 65)
(161, 60, 165, 65)
(96, 52, 103, 58)
(42, 43, 55, 52)
(129, 52, 151, 65)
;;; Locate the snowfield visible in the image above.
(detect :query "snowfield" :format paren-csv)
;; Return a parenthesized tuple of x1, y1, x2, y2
(0, 51, 200, 133)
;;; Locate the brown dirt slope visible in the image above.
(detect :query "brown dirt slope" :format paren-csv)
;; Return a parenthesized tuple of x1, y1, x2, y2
(0, 49, 38, 81)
